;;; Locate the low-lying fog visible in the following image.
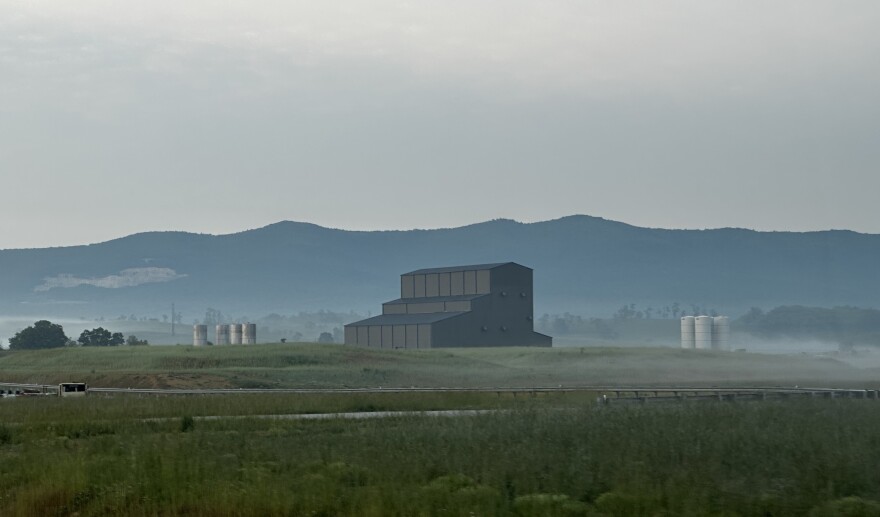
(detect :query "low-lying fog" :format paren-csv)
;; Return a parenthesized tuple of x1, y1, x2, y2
(3, 315, 879, 371)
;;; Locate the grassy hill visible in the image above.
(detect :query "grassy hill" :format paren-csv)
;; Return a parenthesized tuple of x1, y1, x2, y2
(0, 343, 875, 389)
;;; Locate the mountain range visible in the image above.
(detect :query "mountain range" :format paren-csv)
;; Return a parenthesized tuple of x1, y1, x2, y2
(1, 215, 878, 321)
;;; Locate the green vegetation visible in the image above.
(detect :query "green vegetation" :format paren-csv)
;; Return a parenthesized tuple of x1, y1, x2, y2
(125, 334, 149, 346)
(0, 343, 875, 389)
(8, 320, 69, 350)
(2, 397, 880, 515)
(77, 327, 125, 347)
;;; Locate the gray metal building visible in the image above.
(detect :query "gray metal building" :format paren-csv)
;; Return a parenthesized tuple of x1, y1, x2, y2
(344, 263, 552, 348)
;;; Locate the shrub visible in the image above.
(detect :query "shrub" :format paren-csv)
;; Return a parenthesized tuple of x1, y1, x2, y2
(809, 497, 880, 517)
(595, 491, 660, 516)
(514, 493, 594, 516)
(421, 474, 502, 516)
(180, 416, 195, 433)
(0, 424, 12, 445)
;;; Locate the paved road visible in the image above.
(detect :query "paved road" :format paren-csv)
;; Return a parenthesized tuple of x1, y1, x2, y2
(144, 409, 500, 423)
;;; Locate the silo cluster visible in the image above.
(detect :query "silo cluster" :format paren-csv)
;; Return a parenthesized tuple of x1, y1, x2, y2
(230, 324, 243, 344)
(193, 325, 208, 347)
(242, 323, 257, 345)
(680, 316, 730, 351)
(193, 323, 256, 346)
(712, 316, 730, 350)
(680, 316, 695, 349)
(216, 325, 230, 345)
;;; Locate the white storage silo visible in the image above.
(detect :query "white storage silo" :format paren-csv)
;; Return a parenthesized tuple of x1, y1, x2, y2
(193, 325, 208, 347)
(680, 316, 696, 349)
(230, 324, 243, 345)
(242, 323, 257, 345)
(712, 316, 730, 351)
(695, 316, 713, 350)
(216, 324, 230, 346)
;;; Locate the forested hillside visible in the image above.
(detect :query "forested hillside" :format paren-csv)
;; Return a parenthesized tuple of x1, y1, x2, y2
(0, 216, 877, 320)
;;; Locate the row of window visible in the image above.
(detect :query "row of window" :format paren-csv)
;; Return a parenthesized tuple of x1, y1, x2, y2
(383, 300, 472, 315)
(346, 324, 431, 348)
(401, 270, 491, 298)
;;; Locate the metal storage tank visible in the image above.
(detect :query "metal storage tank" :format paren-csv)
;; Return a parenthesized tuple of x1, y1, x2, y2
(193, 325, 208, 347)
(216, 324, 230, 346)
(680, 316, 696, 349)
(712, 316, 730, 351)
(695, 316, 713, 350)
(230, 324, 243, 345)
(243, 323, 257, 345)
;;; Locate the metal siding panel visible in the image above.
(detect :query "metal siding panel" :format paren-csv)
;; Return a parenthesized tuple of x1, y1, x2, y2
(418, 324, 431, 348)
(407, 302, 445, 314)
(438, 273, 451, 296)
(406, 325, 418, 348)
(368, 326, 382, 347)
(476, 270, 491, 294)
(357, 327, 368, 346)
(450, 271, 464, 295)
(381, 326, 393, 348)
(444, 301, 471, 312)
(401, 275, 414, 298)
(464, 270, 477, 295)
(344, 327, 357, 345)
(383, 304, 406, 315)
(414, 274, 426, 298)
(393, 325, 406, 348)
(425, 273, 440, 297)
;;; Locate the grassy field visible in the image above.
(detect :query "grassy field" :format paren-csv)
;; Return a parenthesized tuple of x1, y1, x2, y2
(0, 343, 876, 390)
(2, 396, 880, 515)
(3, 346, 880, 515)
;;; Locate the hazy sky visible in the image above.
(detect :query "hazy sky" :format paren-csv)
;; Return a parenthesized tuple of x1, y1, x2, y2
(2, 1, 879, 248)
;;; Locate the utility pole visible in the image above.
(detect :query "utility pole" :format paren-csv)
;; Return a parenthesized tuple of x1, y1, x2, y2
(171, 302, 175, 336)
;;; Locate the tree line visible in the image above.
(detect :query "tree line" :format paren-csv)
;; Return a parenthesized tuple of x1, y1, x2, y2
(7, 321, 148, 350)
(736, 305, 880, 347)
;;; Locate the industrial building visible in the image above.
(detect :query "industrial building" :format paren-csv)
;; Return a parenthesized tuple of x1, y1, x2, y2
(344, 263, 552, 348)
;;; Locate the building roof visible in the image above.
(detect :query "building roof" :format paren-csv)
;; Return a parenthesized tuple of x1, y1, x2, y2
(404, 262, 527, 275)
(383, 294, 487, 305)
(345, 312, 467, 327)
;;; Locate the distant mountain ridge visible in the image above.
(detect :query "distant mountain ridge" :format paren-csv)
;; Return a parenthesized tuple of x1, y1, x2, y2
(0, 215, 877, 320)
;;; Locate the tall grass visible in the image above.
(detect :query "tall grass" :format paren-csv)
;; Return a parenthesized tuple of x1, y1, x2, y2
(2, 399, 880, 515)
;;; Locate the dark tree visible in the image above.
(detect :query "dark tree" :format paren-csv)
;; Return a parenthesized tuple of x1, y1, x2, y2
(126, 335, 149, 346)
(317, 332, 335, 343)
(78, 327, 125, 347)
(203, 308, 223, 326)
(8, 320, 69, 350)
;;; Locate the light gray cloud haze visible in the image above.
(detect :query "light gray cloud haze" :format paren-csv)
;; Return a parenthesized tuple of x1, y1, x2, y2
(34, 267, 186, 292)
(1, 1, 879, 248)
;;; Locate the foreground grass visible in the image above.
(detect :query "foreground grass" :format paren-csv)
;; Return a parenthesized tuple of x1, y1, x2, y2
(2, 397, 880, 515)
(0, 343, 874, 389)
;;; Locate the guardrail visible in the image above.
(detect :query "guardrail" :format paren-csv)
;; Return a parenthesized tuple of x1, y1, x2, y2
(0, 382, 56, 396)
(1, 382, 877, 400)
(595, 387, 878, 404)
